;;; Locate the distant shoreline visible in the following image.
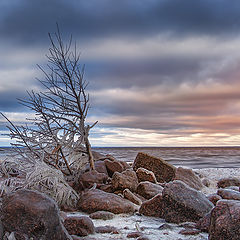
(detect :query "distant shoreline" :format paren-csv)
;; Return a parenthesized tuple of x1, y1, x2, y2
(0, 146, 240, 149)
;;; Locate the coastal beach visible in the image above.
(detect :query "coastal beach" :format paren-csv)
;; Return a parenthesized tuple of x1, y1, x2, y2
(1, 147, 239, 239)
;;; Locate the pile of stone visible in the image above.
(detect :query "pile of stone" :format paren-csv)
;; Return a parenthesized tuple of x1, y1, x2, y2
(1, 152, 240, 239)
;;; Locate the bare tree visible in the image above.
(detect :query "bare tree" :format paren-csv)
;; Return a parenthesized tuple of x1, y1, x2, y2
(1, 26, 97, 175)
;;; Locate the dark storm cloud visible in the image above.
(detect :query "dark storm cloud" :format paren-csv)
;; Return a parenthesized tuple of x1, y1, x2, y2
(86, 56, 207, 89)
(1, 0, 240, 46)
(0, 90, 28, 111)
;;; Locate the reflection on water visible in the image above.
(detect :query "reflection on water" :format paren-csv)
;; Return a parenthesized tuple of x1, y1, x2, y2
(93, 147, 240, 169)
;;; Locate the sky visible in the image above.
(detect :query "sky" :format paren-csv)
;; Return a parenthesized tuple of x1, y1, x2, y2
(1, 0, 240, 147)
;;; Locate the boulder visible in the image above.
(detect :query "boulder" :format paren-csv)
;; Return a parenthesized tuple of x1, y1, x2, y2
(136, 168, 157, 183)
(104, 160, 124, 177)
(1, 189, 71, 240)
(93, 161, 109, 175)
(77, 189, 137, 214)
(207, 193, 222, 206)
(98, 184, 114, 193)
(112, 169, 138, 192)
(196, 212, 211, 233)
(136, 181, 163, 200)
(89, 211, 115, 220)
(85, 161, 108, 176)
(123, 189, 142, 205)
(217, 177, 240, 188)
(64, 216, 95, 236)
(127, 231, 144, 238)
(162, 180, 214, 223)
(95, 225, 119, 234)
(139, 194, 164, 218)
(179, 228, 201, 236)
(119, 160, 131, 170)
(217, 188, 240, 200)
(174, 167, 204, 190)
(78, 170, 108, 189)
(133, 152, 176, 183)
(209, 200, 240, 240)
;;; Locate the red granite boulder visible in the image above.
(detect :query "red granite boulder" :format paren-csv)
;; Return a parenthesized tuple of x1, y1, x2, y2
(209, 200, 240, 240)
(127, 231, 144, 238)
(93, 160, 109, 175)
(1, 189, 71, 240)
(112, 169, 138, 192)
(133, 152, 176, 183)
(196, 212, 211, 233)
(136, 181, 163, 199)
(136, 168, 157, 183)
(78, 170, 108, 189)
(123, 189, 142, 205)
(174, 167, 204, 190)
(77, 189, 137, 214)
(98, 184, 114, 193)
(139, 194, 164, 218)
(64, 216, 95, 236)
(104, 159, 124, 177)
(95, 225, 119, 234)
(207, 193, 222, 206)
(89, 211, 115, 220)
(217, 188, 240, 200)
(217, 177, 240, 188)
(162, 180, 214, 223)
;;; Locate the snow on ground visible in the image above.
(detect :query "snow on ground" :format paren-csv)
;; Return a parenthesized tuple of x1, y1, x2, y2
(195, 167, 240, 195)
(68, 212, 208, 240)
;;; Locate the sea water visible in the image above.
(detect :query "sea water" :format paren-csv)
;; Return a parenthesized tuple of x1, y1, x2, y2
(1, 146, 240, 168)
(93, 146, 240, 169)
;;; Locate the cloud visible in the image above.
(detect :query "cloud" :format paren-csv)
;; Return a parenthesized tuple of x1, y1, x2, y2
(89, 80, 240, 136)
(1, 0, 240, 146)
(1, 0, 240, 47)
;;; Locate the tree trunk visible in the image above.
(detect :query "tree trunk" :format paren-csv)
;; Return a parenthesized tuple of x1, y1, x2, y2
(85, 137, 95, 170)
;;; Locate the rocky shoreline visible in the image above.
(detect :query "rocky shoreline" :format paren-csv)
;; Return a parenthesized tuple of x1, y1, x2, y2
(1, 152, 240, 239)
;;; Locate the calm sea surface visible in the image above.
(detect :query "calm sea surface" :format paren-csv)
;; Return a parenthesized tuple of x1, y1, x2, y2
(1, 146, 240, 169)
(93, 146, 240, 169)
